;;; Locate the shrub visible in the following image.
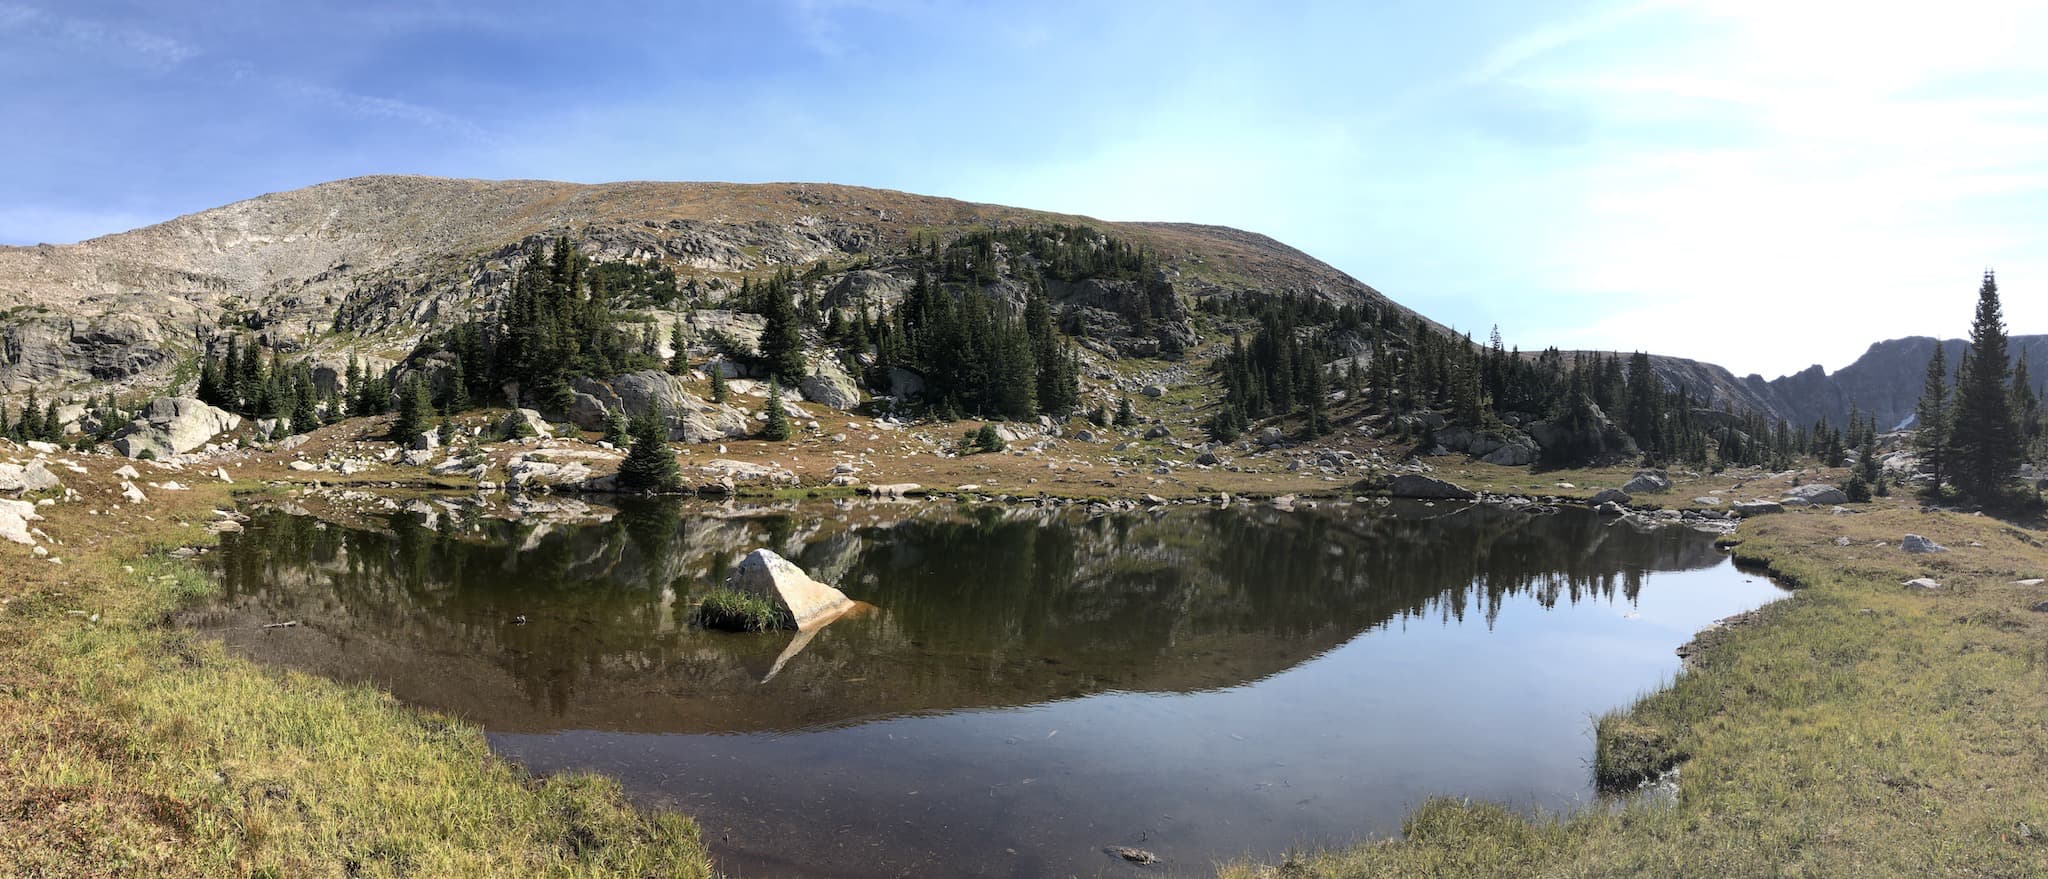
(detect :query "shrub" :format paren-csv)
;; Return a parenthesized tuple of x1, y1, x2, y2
(974, 423, 1006, 453)
(694, 588, 792, 632)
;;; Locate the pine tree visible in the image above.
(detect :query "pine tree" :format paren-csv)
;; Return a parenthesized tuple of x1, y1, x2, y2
(1950, 270, 2023, 498)
(391, 375, 431, 442)
(710, 369, 729, 404)
(668, 321, 690, 375)
(617, 410, 682, 492)
(444, 357, 470, 412)
(758, 279, 806, 383)
(42, 400, 61, 441)
(344, 354, 363, 417)
(291, 375, 320, 435)
(973, 423, 1006, 453)
(602, 408, 631, 446)
(1913, 343, 1952, 492)
(761, 384, 792, 441)
(1114, 395, 1136, 428)
(437, 416, 457, 447)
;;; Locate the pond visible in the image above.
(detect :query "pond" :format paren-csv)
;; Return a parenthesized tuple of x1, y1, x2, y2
(183, 497, 1784, 877)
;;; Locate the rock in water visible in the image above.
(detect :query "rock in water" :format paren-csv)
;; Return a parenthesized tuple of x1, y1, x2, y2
(1901, 534, 1947, 553)
(1385, 474, 1476, 500)
(725, 549, 854, 630)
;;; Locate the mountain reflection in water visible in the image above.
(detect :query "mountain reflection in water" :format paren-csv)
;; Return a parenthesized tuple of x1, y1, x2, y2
(186, 497, 1780, 878)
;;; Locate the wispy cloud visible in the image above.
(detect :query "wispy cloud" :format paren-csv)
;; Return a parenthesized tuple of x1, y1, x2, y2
(276, 79, 493, 142)
(0, 2, 198, 70)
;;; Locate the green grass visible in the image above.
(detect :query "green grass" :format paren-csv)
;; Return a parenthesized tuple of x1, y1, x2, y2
(693, 588, 792, 632)
(1222, 501, 2048, 878)
(1, 479, 711, 879)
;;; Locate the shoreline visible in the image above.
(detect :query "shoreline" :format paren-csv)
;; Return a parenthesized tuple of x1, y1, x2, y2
(8, 421, 2043, 877)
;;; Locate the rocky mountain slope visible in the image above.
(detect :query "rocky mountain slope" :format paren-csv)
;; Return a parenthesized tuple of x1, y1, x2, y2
(0, 175, 1407, 399)
(1738, 336, 2048, 432)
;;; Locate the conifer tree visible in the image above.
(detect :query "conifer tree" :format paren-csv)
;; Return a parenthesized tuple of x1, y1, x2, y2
(668, 322, 690, 375)
(1950, 270, 2022, 498)
(1913, 344, 1952, 491)
(291, 375, 320, 435)
(762, 384, 792, 441)
(710, 369, 729, 404)
(1114, 395, 1136, 428)
(391, 375, 431, 442)
(758, 279, 806, 383)
(617, 410, 682, 492)
(437, 416, 457, 447)
(603, 408, 631, 446)
(444, 357, 470, 412)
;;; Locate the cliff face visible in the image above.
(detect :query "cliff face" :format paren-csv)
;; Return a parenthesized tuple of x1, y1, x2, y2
(0, 176, 1407, 397)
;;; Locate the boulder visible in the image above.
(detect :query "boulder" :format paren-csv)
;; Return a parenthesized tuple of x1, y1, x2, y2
(1786, 484, 1849, 505)
(111, 397, 240, 459)
(1901, 534, 1947, 554)
(1195, 451, 1222, 466)
(1903, 577, 1941, 591)
(798, 357, 862, 411)
(884, 367, 927, 399)
(0, 461, 61, 495)
(1255, 427, 1286, 447)
(1140, 385, 1166, 398)
(1595, 500, 1627, 516)
(0, 497, 41, 545)
(1588, 488, 1632, 507)
(696, 459, 797, 488)
(724, 548, 855, 630)
(866, 483, 925, 498)
(1622, 471, 1672, 493)
(1386, 474, 1476, 500)
(1143, 425, 1171, 440)
(407, 431, 439, 451)
(1693, 496, 1723, 506)
(1732, 500, 1784, 516)
(1480, 442, 1536, 466)
(498, 408, 555, 439)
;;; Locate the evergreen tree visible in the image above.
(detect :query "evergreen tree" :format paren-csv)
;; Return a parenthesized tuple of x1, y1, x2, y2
(444, 357, 470, 412)
(437, 416, 457, 447)
(668, 322, 690, 375)
(602, 408, 631, 446)
(391, 375, 431, 442)
(1114, 395, 1136, 428)
(42, 400, 61, 441)
(617, 410, 682, 492)
(973, 423, 1006, 453)
(758, 279, 806, 383)
(710, 369, 729, 404)
(1304, 358, 1331, 436)
(1950, 270, 2023, 498)
(1913, 343, 1952, 492)
(290, 375, 320, 435)
(761, 384, 792, 441)
(344, 354, 363, 417)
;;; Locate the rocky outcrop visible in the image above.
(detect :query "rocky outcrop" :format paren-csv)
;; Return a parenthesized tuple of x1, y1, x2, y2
(1731, 500, 1783, 516)
(797, 357, 861, 410)
(724, 548, 855, 630)
(567, 371, 754, 443)
(111, 397, 241, 459)
(0, 461, 61, 494)
(0, 497, 41, 545)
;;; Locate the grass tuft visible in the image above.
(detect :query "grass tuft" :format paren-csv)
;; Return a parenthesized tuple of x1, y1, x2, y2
(693, 588, 792, 632)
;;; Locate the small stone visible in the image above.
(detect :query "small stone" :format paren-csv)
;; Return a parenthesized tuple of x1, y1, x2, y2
(1903, 578, 1941, 591)
(1106, 847, 1159, 865)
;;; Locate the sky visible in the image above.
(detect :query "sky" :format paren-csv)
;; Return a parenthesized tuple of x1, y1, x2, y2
(3, 0, 2045, 379)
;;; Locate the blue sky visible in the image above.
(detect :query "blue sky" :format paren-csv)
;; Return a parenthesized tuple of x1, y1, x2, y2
(4, 0, 2045, 378)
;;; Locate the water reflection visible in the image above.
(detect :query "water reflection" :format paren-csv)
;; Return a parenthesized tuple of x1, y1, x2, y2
(186, 497, 1779, 878)
(193, 499, 1721, 734)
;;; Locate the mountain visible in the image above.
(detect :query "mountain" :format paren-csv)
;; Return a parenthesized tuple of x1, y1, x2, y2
(1732, 336, 2048, 434)
(0, 175, 1415, 397)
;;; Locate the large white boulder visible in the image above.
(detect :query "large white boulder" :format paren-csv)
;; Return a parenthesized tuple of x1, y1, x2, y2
(797, 357, 862, 411)
(724, 549, 854, 630)
(111, 397, 240, 459)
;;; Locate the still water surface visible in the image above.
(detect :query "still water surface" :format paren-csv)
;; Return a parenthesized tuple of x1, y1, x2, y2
(187, 498, 1783, 877)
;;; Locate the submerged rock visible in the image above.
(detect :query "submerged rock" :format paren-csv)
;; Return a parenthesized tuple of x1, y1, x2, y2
(725, 548, 855, 630)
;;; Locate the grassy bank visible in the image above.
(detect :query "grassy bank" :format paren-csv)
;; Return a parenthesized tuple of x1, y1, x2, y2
(0, 471, 710, 878)
(1224, 498, 2048, 877)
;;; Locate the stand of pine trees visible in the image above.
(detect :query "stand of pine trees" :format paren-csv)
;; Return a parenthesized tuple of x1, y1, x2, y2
(196, 337, 339, 435)
(1916, 270, 2029, 502)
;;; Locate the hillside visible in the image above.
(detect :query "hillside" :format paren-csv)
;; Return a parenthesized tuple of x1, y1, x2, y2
(0, 176, 1409, 397)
